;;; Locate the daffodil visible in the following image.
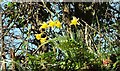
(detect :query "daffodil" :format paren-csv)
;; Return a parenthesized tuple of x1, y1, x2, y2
(40, 37, 47, 43)
(70, 16, 79, 26)
(48, 20, 55, 28)
(55, 20, 62, 28)
(35, 33, 42, 40)
(40, 22, 48, 29)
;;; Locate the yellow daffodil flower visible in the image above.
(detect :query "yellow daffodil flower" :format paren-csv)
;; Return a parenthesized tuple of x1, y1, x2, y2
(35, 33, 42, 40)
(40, 22, 48, 29)
(70, 16, 79, 26)
(48, 20, 55, 28)
(40, 37, 47, 43)
(55, 20, 62, 28)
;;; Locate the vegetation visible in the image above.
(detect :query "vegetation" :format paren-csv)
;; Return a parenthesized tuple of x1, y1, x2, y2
(1, 1, 120, 71)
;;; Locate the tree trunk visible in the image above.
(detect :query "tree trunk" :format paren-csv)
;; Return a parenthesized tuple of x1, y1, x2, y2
(10, 48, 15, 71)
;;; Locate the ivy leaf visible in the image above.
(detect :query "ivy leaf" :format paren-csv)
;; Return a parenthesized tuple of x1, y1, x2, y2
(8, 2, 12, 7)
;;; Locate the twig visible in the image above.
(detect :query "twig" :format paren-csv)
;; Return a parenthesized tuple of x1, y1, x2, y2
(41, 0, 54, 16)
(109, 5, 120, 14)
(81, 19, 112, 46)
(96, 15, 101, 54)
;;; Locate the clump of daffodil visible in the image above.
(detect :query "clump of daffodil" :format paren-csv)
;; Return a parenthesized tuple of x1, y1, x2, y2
(48, 20, 56, 28)
(35, 33, 42, 40)
(35, 33, 47, 43)
(40, 22, 48, 29)
(70, 16, 79, 27)
(55, 20, 62, 28)
(40, 37, 47, 43)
